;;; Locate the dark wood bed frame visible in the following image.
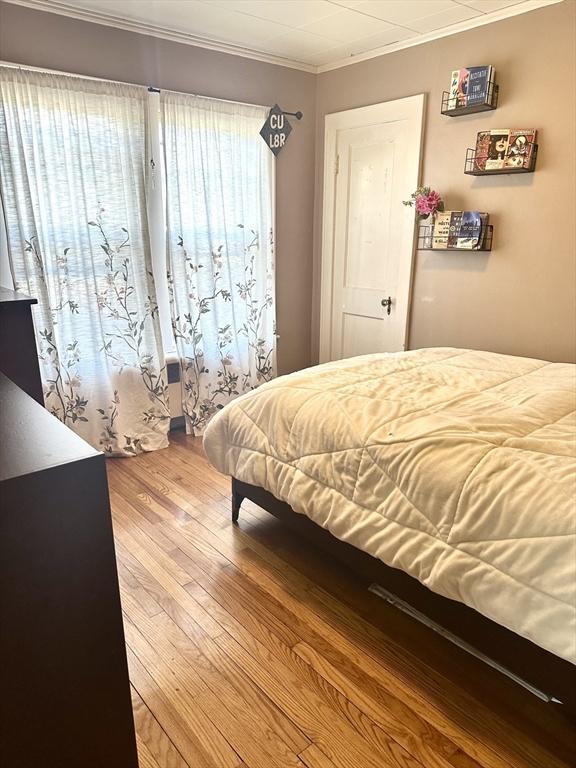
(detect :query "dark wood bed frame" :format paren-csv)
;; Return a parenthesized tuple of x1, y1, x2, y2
(232, 477, 576, 714)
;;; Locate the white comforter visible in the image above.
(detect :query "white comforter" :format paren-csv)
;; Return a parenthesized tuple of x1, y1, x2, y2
(203, 348, 576, 663)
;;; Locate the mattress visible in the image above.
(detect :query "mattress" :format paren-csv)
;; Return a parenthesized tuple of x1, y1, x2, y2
(203, 348, 576, 663)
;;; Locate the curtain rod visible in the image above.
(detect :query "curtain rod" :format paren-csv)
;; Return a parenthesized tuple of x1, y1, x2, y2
(0, 60, 269, 111)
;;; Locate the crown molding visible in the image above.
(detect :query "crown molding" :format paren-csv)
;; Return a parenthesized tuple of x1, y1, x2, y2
(1, 0, 564, 75)
(0, 0, 316, 73)
(317, 0, 564, 73)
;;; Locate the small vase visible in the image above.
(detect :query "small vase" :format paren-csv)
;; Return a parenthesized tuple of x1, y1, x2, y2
(420, 214, 434, 249)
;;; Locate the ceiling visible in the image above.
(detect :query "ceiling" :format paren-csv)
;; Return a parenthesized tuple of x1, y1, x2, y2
(5, 0, 562, 71)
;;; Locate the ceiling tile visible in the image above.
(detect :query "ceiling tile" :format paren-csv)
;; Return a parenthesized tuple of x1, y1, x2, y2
(353, 0, 457, 24)
(327, 1, 366, 7)
(459, 0, 525, 11)
(73, 0, 204, 26)
(408, 5, 481, 33)
(305, 44, 358, 65)
(305, 21, 416, 65)
(188, 2, 293, 43)
(73, 0, 292, 41)
(302, 8, 394, 41)
(265, 29, 337, 58)
(206, 0, 338, 27)
(42, 0, 544, 70)
(349, 25, 417, 53)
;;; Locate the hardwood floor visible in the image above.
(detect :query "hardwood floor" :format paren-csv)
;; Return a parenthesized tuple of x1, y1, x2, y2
(107, 433, 575, 768)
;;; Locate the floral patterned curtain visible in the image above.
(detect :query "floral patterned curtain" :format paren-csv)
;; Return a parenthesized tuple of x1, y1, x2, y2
(0, 68, 169, 455)
(162, 91, 276, 434)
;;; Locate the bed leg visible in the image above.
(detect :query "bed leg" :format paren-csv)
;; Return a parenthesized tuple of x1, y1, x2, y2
(231, 479, 244, 524)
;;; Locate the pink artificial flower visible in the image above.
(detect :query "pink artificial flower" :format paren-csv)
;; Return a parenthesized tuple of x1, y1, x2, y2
(403, 186, 444, 219)
(415, 196, 431, 215)
(415, 190, 443, 216)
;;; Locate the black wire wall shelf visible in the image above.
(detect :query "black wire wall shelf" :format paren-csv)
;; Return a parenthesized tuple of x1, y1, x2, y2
(417, 222, 493, 252)
(441, 80, 499, 116)
(464, 143, 538, 175)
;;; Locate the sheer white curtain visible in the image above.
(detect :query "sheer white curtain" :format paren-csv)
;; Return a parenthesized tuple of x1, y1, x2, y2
(0, 192, 13, 289)
(162, 91, 276, 434)
(0, 67, 170, 455)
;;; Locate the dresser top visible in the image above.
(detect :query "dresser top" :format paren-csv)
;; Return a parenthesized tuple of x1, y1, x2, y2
(0, 373, 100, 482)
(0, 286, 37, 306)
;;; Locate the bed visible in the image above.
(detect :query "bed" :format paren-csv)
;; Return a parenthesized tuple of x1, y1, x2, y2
(203, 347, 576, 708)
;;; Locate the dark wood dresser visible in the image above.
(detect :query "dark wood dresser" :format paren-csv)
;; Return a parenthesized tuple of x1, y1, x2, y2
(0, 374, 139, 767)
(0, 286, 44, 404)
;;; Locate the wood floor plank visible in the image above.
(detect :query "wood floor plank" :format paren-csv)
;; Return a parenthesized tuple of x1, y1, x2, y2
(184, 577, 427, 768)
(194, 688, 306, 768)
(116, 458, 209, 519)
(174, 516, 249, 563)
(153, 610, 311, 755)
(204, 544, 528, 768)
(115, 539, 211, 647)
(125, 619, 238, 768)
(105, 438, 575, 768)
(299, 744, 342, 768)
(127, 647, 238, 768)
(136, 736, 164, 768)
(131, 686, 190, 768)
(118, 559, 164, 618)
(118, 531, 312, 758)
(126, 579, 307, 768)
(184, 550, 494, 768)
(108, 460, 194, 525)
(187, 569, 302, 650)
(123, 552, 310, 756)
(292, 641, 479, 768)
(215, 631, 424, 768)
(143, 448, 232, 503)
(122, 454, 263, 533)
(113, 513, 224, 638)
(248, 529, 576, 768)
(131, 453, 231, 516)
(189, 573, 445, 768)
(143, 451, 267, 529)
(112, 490, 188, 557)
(122, 591, 208, 699)
(113, 505, 201, 585)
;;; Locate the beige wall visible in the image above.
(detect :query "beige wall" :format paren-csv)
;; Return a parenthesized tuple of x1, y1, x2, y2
(0, 1, 316, 375)
(314, 0, 576, 363)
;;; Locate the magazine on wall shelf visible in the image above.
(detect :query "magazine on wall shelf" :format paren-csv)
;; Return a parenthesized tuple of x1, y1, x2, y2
(456, 212, 489, 249)
(449, 65, 493, 109)
(473, 131, 490, 172)
(447, 211, 464, 248)
(429, 211, 489, 250)
(432, 211, 452, 249)
(504, 129, 538, 169)
(473, 128, 537, 171)
(484, 129, 510, 170)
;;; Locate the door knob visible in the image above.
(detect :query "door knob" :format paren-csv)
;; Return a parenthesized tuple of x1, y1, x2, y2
(381, 297, 392, 315)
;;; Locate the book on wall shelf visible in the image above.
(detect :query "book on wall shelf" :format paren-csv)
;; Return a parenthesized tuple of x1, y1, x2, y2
(447, 211, 463, 248)
(421, 211, 491, 251)
(432, 211, 451, 249)
(468, 128, 538, 174)
(442, 65, 497, 115)
(457, 212, 488, 249)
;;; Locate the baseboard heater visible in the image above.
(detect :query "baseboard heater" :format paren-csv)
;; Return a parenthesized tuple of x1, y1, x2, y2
(368, 583, 562, 705)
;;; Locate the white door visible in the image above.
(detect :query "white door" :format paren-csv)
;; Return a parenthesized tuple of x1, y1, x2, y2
(320, 95, 425, 362)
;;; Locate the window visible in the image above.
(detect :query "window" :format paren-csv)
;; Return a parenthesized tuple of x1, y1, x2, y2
(0, 65, 276, 448)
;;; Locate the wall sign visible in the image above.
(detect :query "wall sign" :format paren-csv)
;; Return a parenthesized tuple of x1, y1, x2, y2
(260, 104, 292, 156)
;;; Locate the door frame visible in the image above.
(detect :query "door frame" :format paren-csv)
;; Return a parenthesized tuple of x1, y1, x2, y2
(319, 95, 425, 363)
